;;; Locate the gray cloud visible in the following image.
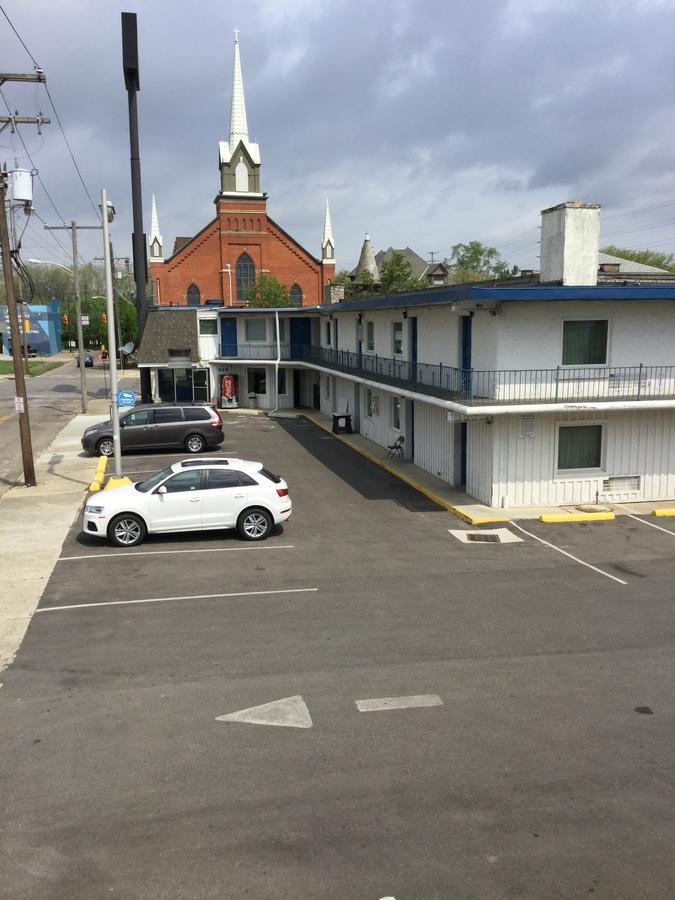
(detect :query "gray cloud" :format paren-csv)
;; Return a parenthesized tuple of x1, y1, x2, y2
(3, 0, 675, 275)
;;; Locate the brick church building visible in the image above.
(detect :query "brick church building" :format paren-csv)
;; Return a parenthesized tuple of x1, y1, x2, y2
(148, 32, 336, 308)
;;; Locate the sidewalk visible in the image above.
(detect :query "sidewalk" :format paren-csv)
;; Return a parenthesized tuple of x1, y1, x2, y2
(0, 412, 104, 671)
(291, 410, 675, 524)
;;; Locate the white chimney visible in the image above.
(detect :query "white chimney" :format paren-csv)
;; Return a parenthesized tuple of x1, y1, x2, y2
(539, 201, 601, 286)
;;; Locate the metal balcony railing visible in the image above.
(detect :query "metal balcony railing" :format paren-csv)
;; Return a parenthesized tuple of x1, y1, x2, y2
(218, 342, 675, 406)
(297, 347, 675, 406)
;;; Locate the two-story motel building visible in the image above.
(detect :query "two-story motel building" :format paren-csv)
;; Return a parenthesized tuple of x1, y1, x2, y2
(138, 202, 675, 509)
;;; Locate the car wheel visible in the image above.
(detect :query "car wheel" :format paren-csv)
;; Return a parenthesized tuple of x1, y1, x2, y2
(96, 437, 114, 457)
(237, 507, 273, 541)
(185, 433, 205, 453)
(108, 513, 146, 548)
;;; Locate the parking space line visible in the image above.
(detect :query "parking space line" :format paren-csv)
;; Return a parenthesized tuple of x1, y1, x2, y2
(58, 544, 294, 562)
(509, 521, 628, 585)
(36, 586, 318, 613)
(356, 695, 443, 712)
(626, 514, 675, 537)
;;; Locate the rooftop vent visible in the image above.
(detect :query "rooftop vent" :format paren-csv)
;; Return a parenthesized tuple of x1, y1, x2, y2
(599, 262, 621, 274)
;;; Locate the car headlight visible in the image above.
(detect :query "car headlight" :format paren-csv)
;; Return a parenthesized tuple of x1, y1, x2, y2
(85, 505, 105, 514)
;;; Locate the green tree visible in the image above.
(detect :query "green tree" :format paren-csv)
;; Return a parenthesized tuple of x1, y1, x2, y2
(601, 245, 675, 272)
(379, 251, 419, 294)
(446, 241, 518, 281)
(242, 274, 291, 307)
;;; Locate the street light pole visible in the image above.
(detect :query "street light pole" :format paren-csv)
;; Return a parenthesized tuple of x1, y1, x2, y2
(100, 188, 122, 478)
(71, 222, 87, 412)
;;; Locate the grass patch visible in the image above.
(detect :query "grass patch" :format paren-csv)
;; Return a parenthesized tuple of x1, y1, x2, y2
(0, 359, 67, 377)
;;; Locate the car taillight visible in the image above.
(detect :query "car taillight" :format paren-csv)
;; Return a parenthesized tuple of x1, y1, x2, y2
(276, 488, 288, 497)
(210, 417, 221, 425)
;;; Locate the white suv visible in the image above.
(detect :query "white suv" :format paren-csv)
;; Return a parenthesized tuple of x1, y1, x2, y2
(83, 459, 292, 547)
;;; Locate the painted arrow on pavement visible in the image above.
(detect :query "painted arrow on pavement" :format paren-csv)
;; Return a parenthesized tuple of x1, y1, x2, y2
(216, 695, 313, 729)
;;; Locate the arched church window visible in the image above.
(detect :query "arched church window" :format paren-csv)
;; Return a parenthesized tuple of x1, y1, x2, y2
(290, 283, 302, 306)
(235, 156, 249, 192)
(187, 283, 201, 306)
(236, 253, 256, 302)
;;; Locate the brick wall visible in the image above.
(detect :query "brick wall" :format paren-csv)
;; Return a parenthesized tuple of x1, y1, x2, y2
(150, 197, 333, 307)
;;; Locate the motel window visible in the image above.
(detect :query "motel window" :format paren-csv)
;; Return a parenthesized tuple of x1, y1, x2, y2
(562, 320, 608, 366)
(366, 388, 373, 418)
(366, 321, 375, 352)
(199, 319, 218, 335)
(557, 423, 603, 472)
(392, 321, 403, 356)
(391, 397, 401, 430)
(245, 318, 266, 342)
(277, 368, 287, 395)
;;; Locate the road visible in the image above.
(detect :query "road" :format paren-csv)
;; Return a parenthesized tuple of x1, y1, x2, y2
(0, 415, 673, 898)
(0, 357, 139, 496)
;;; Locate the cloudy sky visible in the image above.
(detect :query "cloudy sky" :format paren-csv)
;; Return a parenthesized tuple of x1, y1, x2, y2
(3, 0, 675, 275)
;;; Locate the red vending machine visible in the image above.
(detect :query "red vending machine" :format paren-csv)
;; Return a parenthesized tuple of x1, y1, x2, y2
(220, 373, 238, 408)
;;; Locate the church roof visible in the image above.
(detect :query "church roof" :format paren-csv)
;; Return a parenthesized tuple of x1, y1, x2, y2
(172, 236, 192, 255)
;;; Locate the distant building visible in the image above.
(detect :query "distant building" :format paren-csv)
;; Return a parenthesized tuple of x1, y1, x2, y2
(148, 33, 335, 309)
(1, 298, 62, 356)
(351, 243, 450, 287)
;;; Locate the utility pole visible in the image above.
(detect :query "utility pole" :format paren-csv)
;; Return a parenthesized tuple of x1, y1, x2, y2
(0, 168, 36, 486)
(122, 13, 151, 403)
(44, 221, 102, 413)
(0, 71, 51, 488)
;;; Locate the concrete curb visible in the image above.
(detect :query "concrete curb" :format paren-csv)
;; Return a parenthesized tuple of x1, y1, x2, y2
(539, 511, 615, 523)
(448, 507, 510, 526)
(653, 508, 675, 517)
(88, 456, 108, 492)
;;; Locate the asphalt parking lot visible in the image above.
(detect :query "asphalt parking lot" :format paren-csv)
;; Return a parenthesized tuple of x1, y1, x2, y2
(1, 414, 673, 899)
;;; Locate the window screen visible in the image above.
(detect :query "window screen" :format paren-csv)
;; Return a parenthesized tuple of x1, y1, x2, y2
(562, 320, 608, 365)
(558, 424, 603, 470)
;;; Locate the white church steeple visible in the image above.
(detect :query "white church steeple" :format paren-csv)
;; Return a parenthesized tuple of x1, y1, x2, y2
(322, 199, 335, 264)
(149, 194, 163, 261)
(218, 29, 262, 197)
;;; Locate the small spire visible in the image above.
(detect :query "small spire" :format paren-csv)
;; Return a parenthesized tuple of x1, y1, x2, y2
(356, 231, 379, 282)
(149, 194, 163, 260)
(322, 198, 335, 262)
(229, 29, 249, 146)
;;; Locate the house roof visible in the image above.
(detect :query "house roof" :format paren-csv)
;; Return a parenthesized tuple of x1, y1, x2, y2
(137, 308, 199, 365)
(598, 251, 670, 274)
(373, 246, 429, 280)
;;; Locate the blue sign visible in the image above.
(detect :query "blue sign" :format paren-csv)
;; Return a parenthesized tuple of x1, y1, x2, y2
(117, 389, 137, 408)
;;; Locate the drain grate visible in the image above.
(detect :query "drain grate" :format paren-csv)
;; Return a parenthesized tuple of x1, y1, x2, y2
(449, 528, 523, 545)
(466, 533, 500, 543)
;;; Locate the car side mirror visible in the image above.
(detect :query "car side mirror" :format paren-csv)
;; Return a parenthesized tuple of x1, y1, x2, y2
(156, 485, 167, 495)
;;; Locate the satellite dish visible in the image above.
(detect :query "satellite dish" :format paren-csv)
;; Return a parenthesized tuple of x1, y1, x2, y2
(122, 341, 134, 355)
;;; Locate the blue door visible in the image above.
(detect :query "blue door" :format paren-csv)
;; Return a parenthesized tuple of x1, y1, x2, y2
(290, 317, 312, 360)
(220, 318, 237, 357)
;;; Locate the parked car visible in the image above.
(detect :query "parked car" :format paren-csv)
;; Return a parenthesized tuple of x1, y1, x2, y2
(76, 354, 94, 367)
(81, 403, 224, 456)
(83, 458, 292, 546)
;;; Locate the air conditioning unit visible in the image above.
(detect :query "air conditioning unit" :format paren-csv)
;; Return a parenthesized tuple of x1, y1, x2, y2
(601, 475, 641, 499)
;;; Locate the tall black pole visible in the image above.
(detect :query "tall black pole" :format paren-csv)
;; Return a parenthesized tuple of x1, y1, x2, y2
(122, 11, 151, 402)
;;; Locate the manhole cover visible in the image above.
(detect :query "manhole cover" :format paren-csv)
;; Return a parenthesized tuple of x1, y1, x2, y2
(466, 533, 500, 543)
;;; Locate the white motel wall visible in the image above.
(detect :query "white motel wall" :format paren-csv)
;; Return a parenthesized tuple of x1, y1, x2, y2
(467, 409, 675, 507)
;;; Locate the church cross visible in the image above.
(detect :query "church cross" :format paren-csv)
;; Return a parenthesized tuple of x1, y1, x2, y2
(233, 26, 240, 42)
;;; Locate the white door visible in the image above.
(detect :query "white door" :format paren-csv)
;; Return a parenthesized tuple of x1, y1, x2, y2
(149, 469, 203, 532)
(201, 469, 258, 529)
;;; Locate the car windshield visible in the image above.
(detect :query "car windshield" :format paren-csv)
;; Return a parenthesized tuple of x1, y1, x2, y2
(135, 466, 174, 493)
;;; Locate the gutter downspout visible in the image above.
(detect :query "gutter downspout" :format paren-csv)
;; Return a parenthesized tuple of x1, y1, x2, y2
(271, 308, 281, 413)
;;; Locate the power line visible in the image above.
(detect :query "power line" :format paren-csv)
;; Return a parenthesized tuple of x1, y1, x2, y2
(601, 217, 675, 240)
(0, 3, 101, 222)
(0, 4, 39, 68)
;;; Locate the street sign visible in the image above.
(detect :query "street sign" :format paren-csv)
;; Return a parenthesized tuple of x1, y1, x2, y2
(14, 396, 24, 413)
(81, 315, 89, 325)
(117, 389, 137, 408)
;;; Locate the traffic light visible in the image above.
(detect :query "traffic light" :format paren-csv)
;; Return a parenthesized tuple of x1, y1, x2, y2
(62, 313, 69, 326)
(101, 313, 107, 324)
